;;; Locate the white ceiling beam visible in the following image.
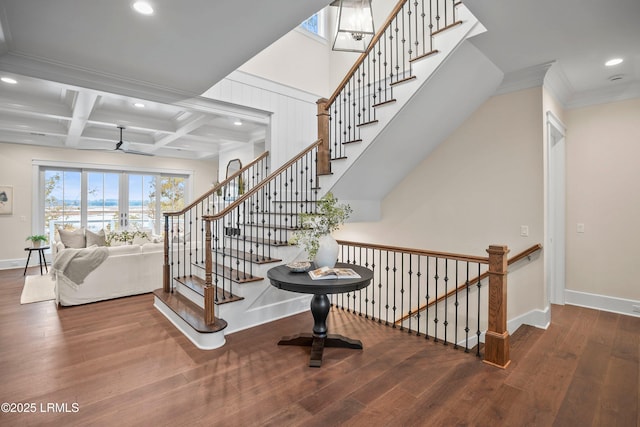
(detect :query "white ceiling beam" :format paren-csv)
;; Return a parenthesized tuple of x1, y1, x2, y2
(87, 110, 177, 134)
(149, 114, 215, 151)
(0, 94, 71, 119)
(65, 91, 99, 147)
(0, 116, 67, 135)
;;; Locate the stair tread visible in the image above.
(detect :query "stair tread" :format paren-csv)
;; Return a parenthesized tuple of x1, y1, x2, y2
(410, 49, 439, 63)
(372, 99, 396, 108)
(153, 289, 228, 333)
(357, 120, 379, 127)
(212, 248, 282, 264)
(241, 222, 302, 231)
(174, 275, 247, 302)
(230, 235, 290, 247)
(390, 75, 417, 86)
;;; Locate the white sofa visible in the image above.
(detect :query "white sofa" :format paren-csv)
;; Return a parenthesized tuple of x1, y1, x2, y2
(52, 242, 164, 306)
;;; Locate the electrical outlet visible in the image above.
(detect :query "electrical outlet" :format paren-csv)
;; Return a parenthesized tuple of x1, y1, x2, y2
(632, 305, 640, 313)
(520, 225, 529, 237)
(577, 223, 585, 233)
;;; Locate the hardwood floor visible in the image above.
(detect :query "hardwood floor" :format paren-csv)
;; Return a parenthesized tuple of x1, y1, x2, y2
(1, 267, 638, 426)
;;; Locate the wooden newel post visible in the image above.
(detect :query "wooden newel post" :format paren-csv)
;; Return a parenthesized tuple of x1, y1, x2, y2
(316, 98, 331, 176)
(484, 244, 511, 369)
(163, 215, 170, 292)
(204, 218, 216, 325)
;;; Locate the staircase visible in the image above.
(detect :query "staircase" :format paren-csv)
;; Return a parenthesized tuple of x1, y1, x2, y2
(153, 0, 505, 351)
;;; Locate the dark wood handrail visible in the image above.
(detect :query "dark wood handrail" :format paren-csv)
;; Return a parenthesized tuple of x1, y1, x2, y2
(324, 0, 409, 109)
(337, 239, 490, 264)
(164, 151, 270, 217)
(202, 139, 323, 221)
(394, 243, 542, 324)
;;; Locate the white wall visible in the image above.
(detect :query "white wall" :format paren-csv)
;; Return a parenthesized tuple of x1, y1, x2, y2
(237, 1, 398, 98)
(335, 87, 547, 322)
(0, 142, 217, 266)
(565, 97, 640, 301)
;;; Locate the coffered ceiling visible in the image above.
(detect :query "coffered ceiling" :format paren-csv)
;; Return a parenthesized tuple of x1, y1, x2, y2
(0, 0, 330, 159)
(0, 0, 638, 160)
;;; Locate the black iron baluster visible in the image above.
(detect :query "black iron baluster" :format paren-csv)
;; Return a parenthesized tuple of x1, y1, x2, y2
(443, 259, 449, 345)
(425, 255, 430, 339)
(465, 261, 470, 352)
(433, 257, 439, 342)
(454, 260, 459, 349)
(406, 253, 412, 333)
(416, 255, 422, 336)
(476, 263, 482, 357)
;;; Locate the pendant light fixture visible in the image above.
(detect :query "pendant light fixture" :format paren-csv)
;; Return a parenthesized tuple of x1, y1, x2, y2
(331, 0, 375, 52)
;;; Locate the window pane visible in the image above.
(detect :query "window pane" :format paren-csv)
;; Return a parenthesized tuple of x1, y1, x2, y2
(44, 170, 81, 240)
(159, 176, 185, 212)
(129, 174, 155, 231)
(87, 172, 119, 233)
(301, 14, 319, 34)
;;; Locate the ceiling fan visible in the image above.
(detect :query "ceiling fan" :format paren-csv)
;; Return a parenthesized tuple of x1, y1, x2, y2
(113, 126, 154, 156)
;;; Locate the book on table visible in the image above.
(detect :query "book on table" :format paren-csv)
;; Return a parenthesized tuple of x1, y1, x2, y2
(308, 266, 361, 280)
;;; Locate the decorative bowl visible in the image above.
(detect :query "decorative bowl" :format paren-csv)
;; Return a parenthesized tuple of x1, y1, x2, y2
(286, 261, 311, 273)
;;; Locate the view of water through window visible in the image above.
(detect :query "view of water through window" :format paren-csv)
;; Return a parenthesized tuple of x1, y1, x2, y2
(42, 168, 187, 241)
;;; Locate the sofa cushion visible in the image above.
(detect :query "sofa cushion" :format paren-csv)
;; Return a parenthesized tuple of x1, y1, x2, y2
(86, 229, 107, 247)
(108, 244, 142, 256)
(58, 228, 85, 248)
(141, 242, 164, 253)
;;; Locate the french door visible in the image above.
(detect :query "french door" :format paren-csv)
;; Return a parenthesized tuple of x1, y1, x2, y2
(41, 167, 186, 240)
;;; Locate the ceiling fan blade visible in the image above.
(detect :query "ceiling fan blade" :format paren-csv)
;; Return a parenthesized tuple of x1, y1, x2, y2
(121, 149, 154, 156)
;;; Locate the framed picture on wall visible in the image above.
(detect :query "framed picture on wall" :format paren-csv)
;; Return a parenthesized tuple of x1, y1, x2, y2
(0, 185, 13, 215)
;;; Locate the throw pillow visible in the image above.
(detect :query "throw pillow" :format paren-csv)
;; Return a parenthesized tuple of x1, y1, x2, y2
(86, 229, 107, 247)
(57, 228, 85, 248)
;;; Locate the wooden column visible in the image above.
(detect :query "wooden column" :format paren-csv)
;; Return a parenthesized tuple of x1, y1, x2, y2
(316, 98, 331, 176)
(204, 218, 216, 325)
(483, 244, 511, 369)
(162, 216, 170, 292)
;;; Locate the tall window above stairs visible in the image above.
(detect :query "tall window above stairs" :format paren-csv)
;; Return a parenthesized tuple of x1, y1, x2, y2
(299, 10, 327, 41)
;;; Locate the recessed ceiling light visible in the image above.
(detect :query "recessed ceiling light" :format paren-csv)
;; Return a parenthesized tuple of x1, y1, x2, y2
(1, 77, 17, 84)
(134, 102, 145, 108)
(233, 120, 243, 126)
(605, 58, 623, 67)
(132, 1, 154, 15)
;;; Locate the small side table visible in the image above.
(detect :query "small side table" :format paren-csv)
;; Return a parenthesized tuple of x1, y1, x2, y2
(24, 246, 50, 276)
(267, 263, 373, 367)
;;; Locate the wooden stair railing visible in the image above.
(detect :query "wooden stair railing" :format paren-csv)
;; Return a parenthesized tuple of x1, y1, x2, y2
(318, 0, 463, 173)
(394, 244, 543, 325)
(187, 140, 324, 327)
(335, 240, 532, 368)
(162, 150, 271, 295)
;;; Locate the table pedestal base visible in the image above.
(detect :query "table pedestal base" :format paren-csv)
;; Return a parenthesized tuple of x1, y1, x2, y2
(278, 333, 362, 367)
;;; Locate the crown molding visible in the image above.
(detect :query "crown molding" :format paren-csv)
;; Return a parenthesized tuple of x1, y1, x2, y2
(543, 63, 573, 108)
(565, 81, 640, 110)
(494, 62, 554, 96)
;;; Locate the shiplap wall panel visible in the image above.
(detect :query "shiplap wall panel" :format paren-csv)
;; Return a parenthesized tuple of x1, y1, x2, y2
(203, 71, 318, 169)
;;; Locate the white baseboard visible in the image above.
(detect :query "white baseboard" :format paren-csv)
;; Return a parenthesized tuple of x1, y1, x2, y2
(565, 289, 640, 318)
(508, 306, 551, 332)
(0, 258, 26, 270)
(457, 306, 550, 349)
(0, 254, 52, 271)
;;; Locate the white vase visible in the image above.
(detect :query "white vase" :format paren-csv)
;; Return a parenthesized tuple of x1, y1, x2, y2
(314, 234, 339, 268)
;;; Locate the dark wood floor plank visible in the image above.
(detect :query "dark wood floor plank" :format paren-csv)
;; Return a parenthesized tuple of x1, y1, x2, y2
(1, 267, 638, 426)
